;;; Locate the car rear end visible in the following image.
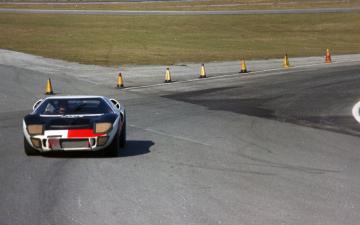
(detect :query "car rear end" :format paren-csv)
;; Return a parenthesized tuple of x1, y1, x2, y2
(23, 96, 121, 153)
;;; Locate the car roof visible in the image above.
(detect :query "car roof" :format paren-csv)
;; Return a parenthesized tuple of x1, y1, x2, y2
(43, 95, 106, 100)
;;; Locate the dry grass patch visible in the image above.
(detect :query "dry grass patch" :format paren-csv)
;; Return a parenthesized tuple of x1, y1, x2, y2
(0, 13, 359, 65)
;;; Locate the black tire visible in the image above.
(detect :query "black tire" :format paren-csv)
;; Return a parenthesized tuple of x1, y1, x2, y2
(104, 130, 120, 157)
(24, 137, 40, 156)
(119, 119, 126, 148)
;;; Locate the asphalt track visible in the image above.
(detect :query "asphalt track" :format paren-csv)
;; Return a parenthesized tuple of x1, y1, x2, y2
(0, 7, 360, 15)
(0, 53, 360, 225)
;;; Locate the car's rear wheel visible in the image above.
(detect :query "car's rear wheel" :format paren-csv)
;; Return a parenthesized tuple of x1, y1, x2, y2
(24, 137, 40, 156)
(103, 130, 120, 157)
(119, 119, 126, 148)
(103, 116, 126, 156)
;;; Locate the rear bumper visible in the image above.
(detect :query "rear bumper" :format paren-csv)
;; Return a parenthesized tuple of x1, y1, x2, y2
(30, 137, 108, 152)
(23, 120, 118, 152)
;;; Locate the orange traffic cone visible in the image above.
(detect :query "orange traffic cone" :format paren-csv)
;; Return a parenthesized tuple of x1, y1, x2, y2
(116, 72, 124, 88)
(45, 78, 54, 95)
(283, 53, 290, 68)
(199, 64, 206, 78)
(325, 49, 332, 63)
(240, 59, 247, 73)
(164, 68, 172, 83)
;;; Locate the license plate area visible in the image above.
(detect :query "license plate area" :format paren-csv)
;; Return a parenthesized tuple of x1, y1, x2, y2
(48, 138, 61, 150)
(61, 139, 89, 149)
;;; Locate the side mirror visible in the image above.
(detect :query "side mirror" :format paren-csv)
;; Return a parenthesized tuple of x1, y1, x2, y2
(109, 98, 121, 110)
(352, 101, 360, 124)
(33, 99, 43, 111)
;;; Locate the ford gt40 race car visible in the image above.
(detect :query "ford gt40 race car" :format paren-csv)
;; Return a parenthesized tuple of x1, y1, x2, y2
(23, 96, 126, 156)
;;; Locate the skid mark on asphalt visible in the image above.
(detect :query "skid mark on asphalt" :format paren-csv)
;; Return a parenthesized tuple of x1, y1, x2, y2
(235, 150, 340, 174)
(129, 124, 211, 147)
(163, 65, 360, 137)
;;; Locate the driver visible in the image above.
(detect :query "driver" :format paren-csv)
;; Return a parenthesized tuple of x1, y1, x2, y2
(57, 100, 67, 114)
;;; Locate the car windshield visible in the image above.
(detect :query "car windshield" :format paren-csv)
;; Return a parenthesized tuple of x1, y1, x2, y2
(35, 98, 113, 115)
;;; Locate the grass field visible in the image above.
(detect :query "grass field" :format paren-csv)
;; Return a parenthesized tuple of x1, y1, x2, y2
(0, 13, 359, 66)
(1, 0, 360, 11)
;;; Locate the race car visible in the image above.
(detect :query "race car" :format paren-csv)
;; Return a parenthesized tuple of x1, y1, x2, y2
(23, 96, 126, 156)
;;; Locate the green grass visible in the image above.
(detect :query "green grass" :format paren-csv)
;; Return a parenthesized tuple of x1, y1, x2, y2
(0, 13, 359, 66)
(1, 0, 360, 11)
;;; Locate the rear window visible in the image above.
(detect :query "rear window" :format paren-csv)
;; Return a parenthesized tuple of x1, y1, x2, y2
(36, 98, 113, 115)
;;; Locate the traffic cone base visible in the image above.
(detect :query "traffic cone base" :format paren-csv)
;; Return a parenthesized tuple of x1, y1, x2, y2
(45, 78, 54, 95)
(199, 64, 206, 78)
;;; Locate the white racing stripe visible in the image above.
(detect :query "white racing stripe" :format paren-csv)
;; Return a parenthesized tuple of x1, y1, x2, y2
(44, 130, 68, 138)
